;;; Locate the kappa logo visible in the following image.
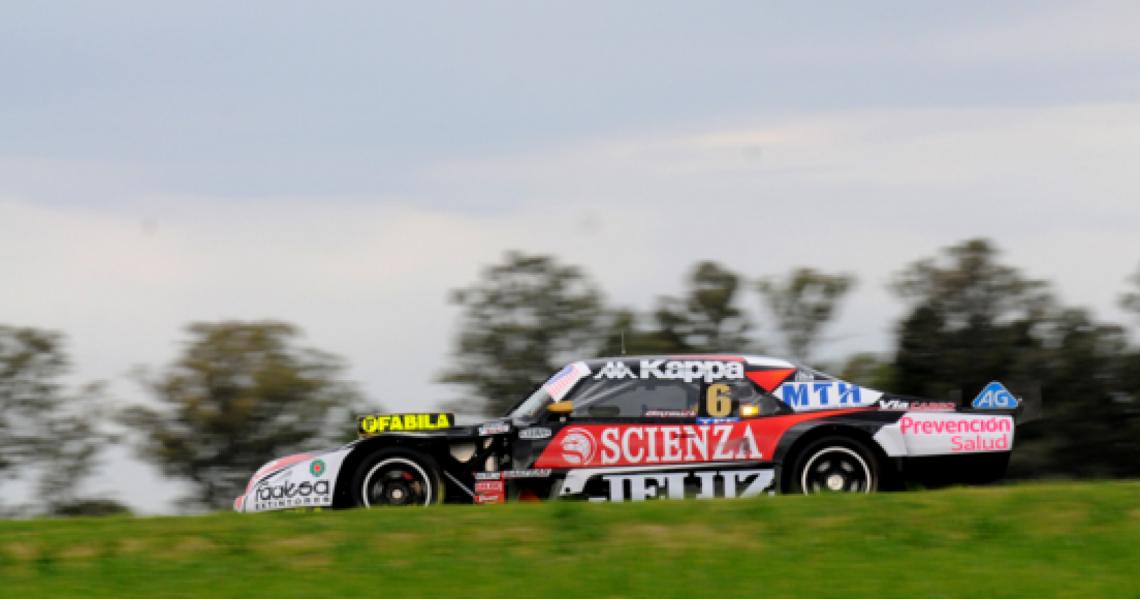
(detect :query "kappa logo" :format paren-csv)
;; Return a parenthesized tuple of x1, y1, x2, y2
(971, 382, 1018, 409)
(594, 361, 637, 380)
(594, 360, 744, 383)
(560, 429, 597, 465)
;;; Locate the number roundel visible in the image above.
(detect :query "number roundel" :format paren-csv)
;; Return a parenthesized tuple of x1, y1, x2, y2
(705, 383, 732, 417)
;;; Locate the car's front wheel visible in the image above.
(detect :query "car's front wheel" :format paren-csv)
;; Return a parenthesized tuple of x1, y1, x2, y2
(351, 450, 442, 507)
(786, 436, 878, 495)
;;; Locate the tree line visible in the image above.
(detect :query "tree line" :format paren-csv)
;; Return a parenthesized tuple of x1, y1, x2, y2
(1, 238, 1137, 516)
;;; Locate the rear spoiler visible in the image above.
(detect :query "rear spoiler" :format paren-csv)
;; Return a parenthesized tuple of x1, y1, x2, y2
(950, 381, 1042, 425)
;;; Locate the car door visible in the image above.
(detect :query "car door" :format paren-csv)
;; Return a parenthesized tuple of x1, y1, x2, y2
(527, 359, 784, 501)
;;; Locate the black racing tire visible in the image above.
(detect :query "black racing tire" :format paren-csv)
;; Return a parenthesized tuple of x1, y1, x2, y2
(786, 435, 879, 495)
(350, 449, 443, 508)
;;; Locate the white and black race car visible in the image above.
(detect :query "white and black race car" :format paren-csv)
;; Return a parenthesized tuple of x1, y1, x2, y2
(234, 354, 1021, 511)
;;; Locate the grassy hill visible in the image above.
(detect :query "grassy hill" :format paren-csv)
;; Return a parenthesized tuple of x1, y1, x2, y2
(2, 481, 1137, 598)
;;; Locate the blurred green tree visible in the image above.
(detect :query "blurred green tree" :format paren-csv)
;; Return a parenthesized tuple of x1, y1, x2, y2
(0, 326, 124, 516)
(1008, 308, 1139, 477)
(890, 238, 1051, 400)
(651, 261, 752, 353)
(890, 239, 1138, 477)
(122, 322, 363, 511)
(1122, 264, 1140, 318)
(441, 252, 605, 417)
(836, 351, 895, 390)
(756, 268, 855, 362)
(596, 308, 676, 357)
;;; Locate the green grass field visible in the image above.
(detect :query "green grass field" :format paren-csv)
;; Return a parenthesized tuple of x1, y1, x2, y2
(2, 481, 1137, 598)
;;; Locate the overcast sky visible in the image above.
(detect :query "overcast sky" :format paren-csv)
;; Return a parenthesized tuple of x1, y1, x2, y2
(3, 1, 1139, 513)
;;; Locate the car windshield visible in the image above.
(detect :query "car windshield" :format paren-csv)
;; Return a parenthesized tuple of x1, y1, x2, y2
(506, 385, 556, 421)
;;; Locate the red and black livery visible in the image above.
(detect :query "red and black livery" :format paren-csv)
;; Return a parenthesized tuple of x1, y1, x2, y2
(235, 354, 1019, 511)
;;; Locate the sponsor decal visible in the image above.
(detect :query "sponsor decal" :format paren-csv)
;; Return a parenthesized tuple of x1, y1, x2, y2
(775, 382, 882, 411)
(550, 424, 762, 467)
(559, 428, 597, 465)
(971, 381, 1018, 409)
(241, 447, 351, 513)
(502, 469, 551, 479)
(601, 425, 761, 464)
(592, 469, 776, 502)
(475, 469, 552, 480)
(900, 416, 1011, 435)
(879, 399, 956, 411)
(357, 413, 453, 435)
(696, 416, 739, 425)
(594, 361, 638, 380)
(644, 409, 697, 418)
(537, 411, 866, 470)
(518, 427, 552, 440)
(474, 480, 504, 493)
(474, 479, 505, 504)
(594, 359, 744, 383)
(543, 362, 592, 401)
(794, 370, 815, 382)
(900, 414, 1012, 452)
(478, 422, 510, 436)
(252, 477, 332, 510)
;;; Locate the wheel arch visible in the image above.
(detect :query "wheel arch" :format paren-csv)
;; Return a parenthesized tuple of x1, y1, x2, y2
(775, 421, 897, 492)
(332, 435, 448, 508)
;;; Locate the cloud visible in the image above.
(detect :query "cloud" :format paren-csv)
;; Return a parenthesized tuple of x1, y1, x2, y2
(932, 1, 1140, 64)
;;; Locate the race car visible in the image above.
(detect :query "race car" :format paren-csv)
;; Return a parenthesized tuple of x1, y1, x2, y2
(234, 354, 1021, 511)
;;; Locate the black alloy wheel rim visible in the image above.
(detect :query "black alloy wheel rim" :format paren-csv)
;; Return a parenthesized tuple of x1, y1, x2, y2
(801, 447, 871, 494)
(362, 459, 431, 507)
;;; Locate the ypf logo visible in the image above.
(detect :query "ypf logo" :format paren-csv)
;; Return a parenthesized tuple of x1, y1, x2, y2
(560, 428, 597, 465)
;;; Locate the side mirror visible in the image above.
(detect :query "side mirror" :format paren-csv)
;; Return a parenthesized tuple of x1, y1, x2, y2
(546, 401, 574, 416)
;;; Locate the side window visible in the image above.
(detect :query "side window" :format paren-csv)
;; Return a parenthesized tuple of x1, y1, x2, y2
(701, 380, 786, 417)
(570, 379, 699, 418)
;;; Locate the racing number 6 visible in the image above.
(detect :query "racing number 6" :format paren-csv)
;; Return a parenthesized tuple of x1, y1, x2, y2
(706, 383, 732, 417)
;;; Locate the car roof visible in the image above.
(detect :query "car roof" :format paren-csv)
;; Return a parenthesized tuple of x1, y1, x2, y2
(582, 354, 799, 370)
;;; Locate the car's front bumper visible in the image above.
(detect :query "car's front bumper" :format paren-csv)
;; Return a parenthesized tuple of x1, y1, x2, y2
(234, 447, 353, 513)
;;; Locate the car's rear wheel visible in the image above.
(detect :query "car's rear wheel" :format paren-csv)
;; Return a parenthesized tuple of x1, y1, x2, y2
(352, 450, 442, 507)
(787, 436, 878, 495)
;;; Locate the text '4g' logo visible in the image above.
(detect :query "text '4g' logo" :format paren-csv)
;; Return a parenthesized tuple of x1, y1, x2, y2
(971, 381, 1018, 409)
